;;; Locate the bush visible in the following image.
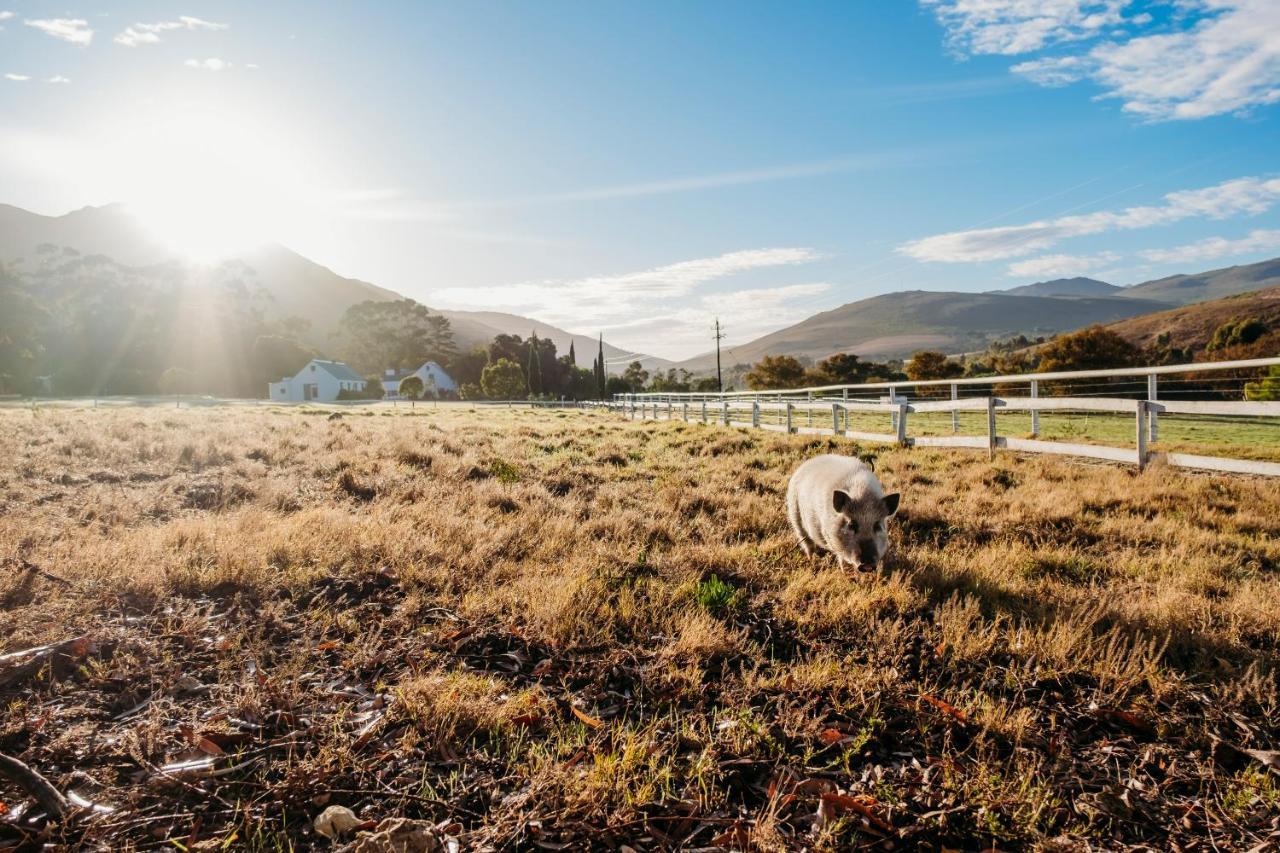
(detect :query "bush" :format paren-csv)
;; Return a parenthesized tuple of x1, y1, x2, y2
(745, 355, 808, 390)
(481, 358, 527, 400)
(1245, 365, 1280, 401)
(1208, 317, 1268, 351)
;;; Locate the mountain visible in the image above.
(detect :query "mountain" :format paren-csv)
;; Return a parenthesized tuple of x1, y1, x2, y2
(438, 309, 673, 370)
(1105, 285, 1280, 356)
(1121, 256, 1280, 305)
(675, 290, 1172, 370)
(0, 202, 649, 369)
(675, 255, 1280, 371)
(0, 203, 169, 267)
(998, 277, 1122, 298)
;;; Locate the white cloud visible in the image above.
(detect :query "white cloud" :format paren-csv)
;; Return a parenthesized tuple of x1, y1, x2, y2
(926, 0, 1280, 121)
(429, 248, 826, 357)
(899, 174, 1280, 262)
(115, 16, 227, 47)
(46, 75, 70, 84)
(5, 72, 30, 81)
(184, 57, 230, 71)
(922, 0, 1128, 56)
(1140, 228, 1280, 263)
(1006, 251, 1119, 277)
(0, 11, 14, 22)
(25, 18, 93, 45)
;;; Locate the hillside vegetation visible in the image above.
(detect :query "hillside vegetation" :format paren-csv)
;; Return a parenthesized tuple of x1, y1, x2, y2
(1106, 286, 1280, 358)
(2, 408, 1279, 850)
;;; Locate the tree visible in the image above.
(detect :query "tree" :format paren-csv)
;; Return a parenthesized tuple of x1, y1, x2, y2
(595, 334, 606, 398)
(399, 376, 424, 400)
(251, 335, 315, 390)
(481, 358, 527, 399)
(810, 353, 870, 385)
(1036, 325, 1142, 393)
(906, 350, 963, 381)
(745, 355, 808, 390)
(159, 367, 196, 395)
(0, 266, 48, 395)
(622, 361, 649, 393)
(1208, 317, 1268, 352)
(1037, 326, 1141, 373)
(906, 350, 963, 397)
(567, 340, 576, 365)
(648, 368, 694, 392)
(527, 331, 543, 396)
(446, 348, 488, 388)
(1245, 366, 1280, 401)
(337, 299, 455, 374)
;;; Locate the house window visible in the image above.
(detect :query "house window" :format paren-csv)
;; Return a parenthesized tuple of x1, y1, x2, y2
(310, 365, 316, 372)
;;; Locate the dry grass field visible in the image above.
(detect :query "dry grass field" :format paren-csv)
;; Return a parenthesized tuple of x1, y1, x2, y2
(2, 406, 1280, 851)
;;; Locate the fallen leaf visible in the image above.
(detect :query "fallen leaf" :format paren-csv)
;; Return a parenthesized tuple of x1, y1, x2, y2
(819, 792, 895, 835)
(819, 728, 845, 745)
(571, 705, 604, 729)
(920, 694, 968, 724)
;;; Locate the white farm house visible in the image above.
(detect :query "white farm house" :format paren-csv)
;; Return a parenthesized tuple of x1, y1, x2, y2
(268, 360, 367, 402)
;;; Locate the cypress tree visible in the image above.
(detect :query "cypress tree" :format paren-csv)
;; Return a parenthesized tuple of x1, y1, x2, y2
(596, 334, 606, 398)
(568, 341, 576, 365)
(527, 331, 542, 396)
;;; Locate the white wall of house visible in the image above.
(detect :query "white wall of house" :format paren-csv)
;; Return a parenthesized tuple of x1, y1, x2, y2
(382, 361, 458, 397)
(268, 360, 366, 402)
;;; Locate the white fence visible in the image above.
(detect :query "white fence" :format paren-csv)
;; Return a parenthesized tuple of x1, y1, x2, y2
(615, 356, 1280, 477)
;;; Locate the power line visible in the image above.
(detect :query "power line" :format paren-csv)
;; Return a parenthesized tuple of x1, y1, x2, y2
(713, 318, 726, 393)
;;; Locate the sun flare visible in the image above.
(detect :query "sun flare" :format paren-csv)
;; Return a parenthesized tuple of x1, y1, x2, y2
(111, 109, 325, 261)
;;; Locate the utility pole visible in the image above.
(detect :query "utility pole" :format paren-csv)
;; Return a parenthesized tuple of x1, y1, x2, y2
(713, 318, 726, 393)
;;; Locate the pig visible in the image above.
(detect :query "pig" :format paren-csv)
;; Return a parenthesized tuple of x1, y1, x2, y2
(786, 454, 900, 572)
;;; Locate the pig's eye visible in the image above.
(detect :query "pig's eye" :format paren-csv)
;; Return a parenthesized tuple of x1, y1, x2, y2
(874, 521, 884, 533)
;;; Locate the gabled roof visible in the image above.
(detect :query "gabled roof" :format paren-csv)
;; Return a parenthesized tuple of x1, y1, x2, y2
(309, 360, 365, 383)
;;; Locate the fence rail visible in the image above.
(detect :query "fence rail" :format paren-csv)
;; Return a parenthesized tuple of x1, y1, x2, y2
(612, 356, 1280, 477)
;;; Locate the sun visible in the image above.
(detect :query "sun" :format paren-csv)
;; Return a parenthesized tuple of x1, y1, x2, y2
(108, 108, 324, 262)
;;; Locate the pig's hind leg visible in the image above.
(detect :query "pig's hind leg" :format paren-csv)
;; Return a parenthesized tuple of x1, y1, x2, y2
(786, 491, 818, 557)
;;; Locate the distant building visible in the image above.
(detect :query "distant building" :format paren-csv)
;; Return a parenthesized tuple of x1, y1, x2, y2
(269, 359, 366, 402)
(381, 361, 458, 398)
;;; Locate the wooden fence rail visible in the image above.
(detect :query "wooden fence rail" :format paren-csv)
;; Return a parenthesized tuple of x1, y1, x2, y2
(613, 378, 1280, 478)
(615, 355, 1280, 476)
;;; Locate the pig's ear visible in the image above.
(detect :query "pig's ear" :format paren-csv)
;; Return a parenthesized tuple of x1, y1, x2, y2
(882, 493, 900, 517)
(832, 490, 851, 513)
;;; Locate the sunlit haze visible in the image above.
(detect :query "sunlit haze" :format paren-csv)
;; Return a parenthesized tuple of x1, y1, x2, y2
(2, 1, 1279, 358)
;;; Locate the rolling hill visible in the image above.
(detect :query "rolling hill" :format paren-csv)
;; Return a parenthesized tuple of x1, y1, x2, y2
(676, 255, 1280, 371)
(0, 202, 651, 370)
(675, 289, 1173, 370)
(997, 276, 1122, 298)
(1120, 256, 1280, 305)
(1104, 285, 1280, 356)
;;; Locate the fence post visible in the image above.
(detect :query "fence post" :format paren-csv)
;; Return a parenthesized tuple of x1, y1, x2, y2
(897, 403, 908, 446)
(752, 400, 760, 428)
(951, 383, 959, 434)
(722, 400, 730, 426)
(667, 399, 672, 421)
(832, 403, 840, 435)
(1136, 400, 1149, 470)
(1147, 374, 1159, 443)
(986, 397, 997, 460)
(701, 400, 707, 424)
(1030, 379, 1040, 438)
(683, 401, 689, 422)
(785, 402, 793, 434)
(807, 391, 813, 428)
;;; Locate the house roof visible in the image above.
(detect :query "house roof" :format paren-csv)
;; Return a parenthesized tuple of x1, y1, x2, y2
(310, 360, 365, 383)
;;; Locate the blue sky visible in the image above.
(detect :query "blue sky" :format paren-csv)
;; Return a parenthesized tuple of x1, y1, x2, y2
(2, 1, 1278, 359)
